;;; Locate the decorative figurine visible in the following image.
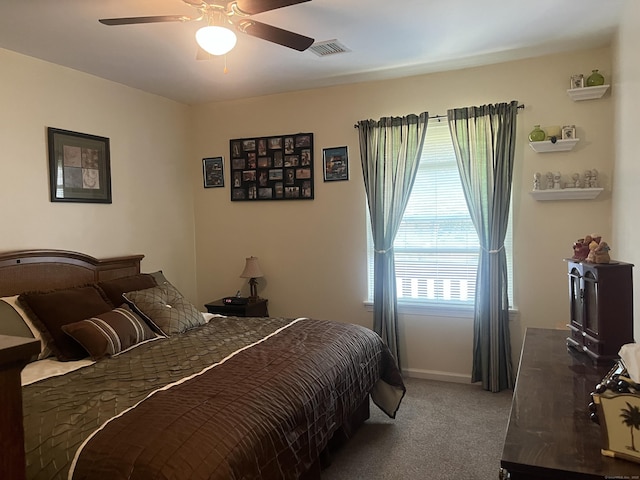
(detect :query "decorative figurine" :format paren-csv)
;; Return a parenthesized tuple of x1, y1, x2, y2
(533, 172, 541, 190)
(583, 170, 592, 189)
(590, 169, 599, 188)
(594, 241, 611, 264)
(572, 173, 580, 188)
(572, 234, 610, 264)
(572, 237, 591, 260)
(553, 171, 562, 190)
(546, 172, 554, 190)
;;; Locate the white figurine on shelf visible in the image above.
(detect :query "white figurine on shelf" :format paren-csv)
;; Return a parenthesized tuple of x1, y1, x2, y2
(533, 172, 541, 190)
(583, 170, 592, 189)
(546, 172, 554, 190)
(590, 169, 599, 188)
(553, 171, 562, 190)
(571, 172, 580, 188)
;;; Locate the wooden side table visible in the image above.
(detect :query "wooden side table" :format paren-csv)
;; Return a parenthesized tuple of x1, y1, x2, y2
(205, 298, 269, 317)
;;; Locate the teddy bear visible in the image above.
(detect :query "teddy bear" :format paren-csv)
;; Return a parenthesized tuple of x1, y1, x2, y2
(594, 241, 611, 264)
(572, 236, 593, 260)
(586, 240, 600, 263)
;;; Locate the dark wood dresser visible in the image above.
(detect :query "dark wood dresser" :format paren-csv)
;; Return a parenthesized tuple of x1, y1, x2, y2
(500, 328, 640, 479)
(565, 259, 634, 363)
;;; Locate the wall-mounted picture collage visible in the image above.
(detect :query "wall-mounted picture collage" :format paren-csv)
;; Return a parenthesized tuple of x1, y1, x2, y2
(229, 132, 314, 201)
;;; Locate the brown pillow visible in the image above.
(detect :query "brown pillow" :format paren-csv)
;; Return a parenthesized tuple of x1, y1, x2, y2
(123, 283, 205, 336)
(19, 284, 113, 361)
(98, 273, 157, 307)
(62, 304, 157, 360)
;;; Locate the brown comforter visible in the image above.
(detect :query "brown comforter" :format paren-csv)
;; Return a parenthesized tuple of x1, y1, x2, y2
(23, 317, 405, 480)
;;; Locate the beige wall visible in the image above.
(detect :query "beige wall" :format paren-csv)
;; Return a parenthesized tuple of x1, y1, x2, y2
(191, 47, 615, 380)
(1, 41, 622, 381)
(0, 49, 198, 300)
(613, 3, 640, 336)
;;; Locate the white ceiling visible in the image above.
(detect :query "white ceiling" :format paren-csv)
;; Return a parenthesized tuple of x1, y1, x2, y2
(0, 0, 626, 105)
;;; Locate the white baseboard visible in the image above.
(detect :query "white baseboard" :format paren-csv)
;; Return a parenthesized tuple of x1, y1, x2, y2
(402, 368, 472, 384)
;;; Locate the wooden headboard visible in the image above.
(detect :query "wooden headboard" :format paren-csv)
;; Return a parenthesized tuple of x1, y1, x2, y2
(0, 250, 144, 297)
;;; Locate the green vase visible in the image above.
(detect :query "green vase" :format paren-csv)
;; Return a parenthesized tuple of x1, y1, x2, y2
(528, 125, 546, 142)
(586, 69, 605, 87)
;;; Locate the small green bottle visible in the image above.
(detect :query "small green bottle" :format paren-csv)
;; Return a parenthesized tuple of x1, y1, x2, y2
(586, 69, 605, 87)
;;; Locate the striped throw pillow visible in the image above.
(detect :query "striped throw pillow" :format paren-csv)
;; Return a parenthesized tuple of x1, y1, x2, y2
(62, 304, 157, 360)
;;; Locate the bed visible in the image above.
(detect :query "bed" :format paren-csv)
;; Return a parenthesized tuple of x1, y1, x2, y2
(0, 250, 405, 480)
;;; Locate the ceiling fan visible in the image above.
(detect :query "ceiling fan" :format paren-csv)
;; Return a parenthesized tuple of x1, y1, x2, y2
(99, 0, 315, 56)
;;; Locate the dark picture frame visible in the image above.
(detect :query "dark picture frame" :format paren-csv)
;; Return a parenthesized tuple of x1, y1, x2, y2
(323, 146, 349, 181)
(203, 157, 224, 188)
(47, 127, 111, 203)
(230, 133, 313, 201)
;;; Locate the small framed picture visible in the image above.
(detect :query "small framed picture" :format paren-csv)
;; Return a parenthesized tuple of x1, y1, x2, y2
(570, 74, 584, 89)
(323, 146, 349, 181)
(562, 125, 576, 140)
(203, 157, 224, 188)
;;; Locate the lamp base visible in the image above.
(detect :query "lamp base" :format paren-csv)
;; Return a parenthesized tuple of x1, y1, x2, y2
(248, 278, 258, 299)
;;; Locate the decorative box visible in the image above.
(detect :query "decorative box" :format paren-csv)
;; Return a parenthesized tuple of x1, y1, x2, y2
(591, 361, 640, 464)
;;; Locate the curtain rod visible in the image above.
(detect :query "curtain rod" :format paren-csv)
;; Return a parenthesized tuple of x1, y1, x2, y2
(353, 104, 525, 128)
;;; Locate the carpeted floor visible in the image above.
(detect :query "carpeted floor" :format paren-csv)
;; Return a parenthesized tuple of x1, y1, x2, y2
(321, 377, 513, 480)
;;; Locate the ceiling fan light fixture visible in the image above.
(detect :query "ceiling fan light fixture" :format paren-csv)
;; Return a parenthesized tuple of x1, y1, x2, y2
(196, 25, 237, 56)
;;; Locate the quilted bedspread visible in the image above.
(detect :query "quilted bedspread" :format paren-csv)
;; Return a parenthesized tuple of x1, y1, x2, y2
(22, 317, 405, 480)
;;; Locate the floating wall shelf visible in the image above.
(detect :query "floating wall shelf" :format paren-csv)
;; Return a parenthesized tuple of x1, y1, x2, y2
(567, 85, 610, 101)
(529, 138, 579, 153)
(529, 188, 603, 201)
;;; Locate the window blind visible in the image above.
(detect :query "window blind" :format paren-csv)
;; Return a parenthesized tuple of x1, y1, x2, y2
(366, 118, 514, 308)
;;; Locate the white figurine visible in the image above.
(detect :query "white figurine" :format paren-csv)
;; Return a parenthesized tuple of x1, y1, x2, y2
(553, 171, 562, 190)
(583, 170, 592, 189)
(533, 172, 541, 190)
(590, 169, 599, 188)
(572, 172, 580, 188)
(546, 172, 554, 190)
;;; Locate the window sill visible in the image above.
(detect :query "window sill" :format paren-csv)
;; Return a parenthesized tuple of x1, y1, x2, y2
(363, 301, 519, 320)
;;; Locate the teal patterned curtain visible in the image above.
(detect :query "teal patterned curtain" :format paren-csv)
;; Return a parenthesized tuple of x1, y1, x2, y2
(447, 101, 518, 392)
(358, 113, 429, 371)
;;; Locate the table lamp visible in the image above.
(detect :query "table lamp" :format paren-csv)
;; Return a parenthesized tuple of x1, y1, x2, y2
(240, 256, 263, 301)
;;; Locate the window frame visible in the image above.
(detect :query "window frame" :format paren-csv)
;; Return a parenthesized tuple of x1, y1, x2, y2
(365, 117, 514, 314)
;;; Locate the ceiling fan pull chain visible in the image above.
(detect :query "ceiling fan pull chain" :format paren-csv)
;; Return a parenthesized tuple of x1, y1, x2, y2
(224, 55, 229, 74)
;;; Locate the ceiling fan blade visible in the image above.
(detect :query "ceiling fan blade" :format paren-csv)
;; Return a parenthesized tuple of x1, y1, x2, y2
(239, 20, 314, 51)
(234, 0, 311, 15)
(99, 15, 192, 26)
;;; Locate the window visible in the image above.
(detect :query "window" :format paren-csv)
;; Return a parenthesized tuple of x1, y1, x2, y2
(366, 118, 513, 311)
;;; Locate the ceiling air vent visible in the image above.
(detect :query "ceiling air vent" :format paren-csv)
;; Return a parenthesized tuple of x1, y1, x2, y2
(308, 40, 351, 57)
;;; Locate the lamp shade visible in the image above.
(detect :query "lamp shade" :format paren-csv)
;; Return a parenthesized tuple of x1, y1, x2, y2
(240, 256, 263, 279)
(196, 25, 237, 56)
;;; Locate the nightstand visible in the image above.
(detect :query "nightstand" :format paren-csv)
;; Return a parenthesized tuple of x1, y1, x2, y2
(204, 298, 269, 317)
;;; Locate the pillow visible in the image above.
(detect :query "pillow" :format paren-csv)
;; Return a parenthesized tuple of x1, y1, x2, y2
(18, 284, 114, 361)
(0, 295, 34, 338)
(123, 283, 205, 336)
(149, 270, 170, 287)
(98, 273, 158, 307)
(62, 304, 157, 360)
(0, 296, 53, 360)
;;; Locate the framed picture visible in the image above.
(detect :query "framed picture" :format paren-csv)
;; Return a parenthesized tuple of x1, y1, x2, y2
(229, 133, 313, 201)
(47, 127, 111, 203)
(562, 125, 576, 140)
(323, 146, 349, 181)
(570, 74, 584, 89)
(203, 157, 224, 188)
